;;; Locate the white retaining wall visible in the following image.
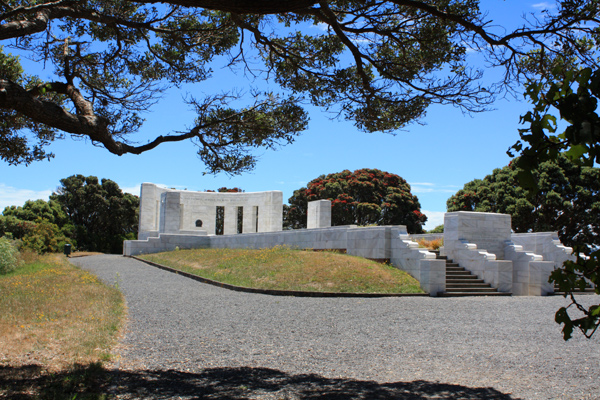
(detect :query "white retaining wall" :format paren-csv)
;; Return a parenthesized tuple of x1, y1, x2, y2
(442, 212, 577, 296)
(124, 225, 446, 296)
(126, 209, 577, 296)
(511, 232, 574, 269)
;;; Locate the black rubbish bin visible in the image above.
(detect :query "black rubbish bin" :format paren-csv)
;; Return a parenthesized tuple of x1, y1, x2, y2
(64, 243, 72, 257)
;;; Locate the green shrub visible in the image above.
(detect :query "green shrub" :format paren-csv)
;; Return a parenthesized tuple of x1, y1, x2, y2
(428, 224, 444, 233)
(21, 220, 70, 254)
(0, 236, 20, 274)
(0, 215, 35, 239)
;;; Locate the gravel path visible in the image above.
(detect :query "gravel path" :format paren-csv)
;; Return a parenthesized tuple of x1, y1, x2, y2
(72, 254, 599, 400)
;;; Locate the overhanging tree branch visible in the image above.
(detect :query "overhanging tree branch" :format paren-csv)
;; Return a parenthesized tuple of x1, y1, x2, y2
(0, 0, 598, 170)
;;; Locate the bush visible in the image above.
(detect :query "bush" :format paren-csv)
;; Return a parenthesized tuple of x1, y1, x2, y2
(417, 238, 443, 251)
(0, 236, 20, 274)
(21, 220, 70, 254)
(0, 215, 36, 239)
(428, 224, 444, 233)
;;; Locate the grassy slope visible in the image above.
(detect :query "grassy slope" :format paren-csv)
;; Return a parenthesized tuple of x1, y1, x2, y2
(0, 253, 125, 399)
(141, 247, 424, 294)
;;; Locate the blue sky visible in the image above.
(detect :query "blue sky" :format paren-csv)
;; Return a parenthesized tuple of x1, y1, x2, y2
(0, 1, 554, 230)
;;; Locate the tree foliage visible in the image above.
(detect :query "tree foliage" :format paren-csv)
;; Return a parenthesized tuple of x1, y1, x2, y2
(3, 198, 69, 227)
(447, 155, 600, 252)
(0, 1, 598, 173)
(0, 214, 35, 240)
(509, 67, 600, 187)
(0, 198, 72, 253)
(427, 224, 444, 234)
(0, 175, 138, 254)
(50, 175, 139, 254)
(509, 66, 600, 340)
(285, 168, 426, 233)
(20, 219, 70, 254)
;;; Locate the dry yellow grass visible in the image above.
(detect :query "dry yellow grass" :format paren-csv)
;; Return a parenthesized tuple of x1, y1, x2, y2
(141, 246, 424, 294)
(417, 238, 443, 251)
(0, 253, 124, 371)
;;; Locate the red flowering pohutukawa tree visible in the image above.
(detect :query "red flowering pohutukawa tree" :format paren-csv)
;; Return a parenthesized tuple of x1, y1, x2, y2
(284, 168, 426, 233)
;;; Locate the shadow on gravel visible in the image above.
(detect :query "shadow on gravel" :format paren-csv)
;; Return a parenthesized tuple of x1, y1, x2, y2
(107, 366, 520, 400)
(1, 364, 521, 399)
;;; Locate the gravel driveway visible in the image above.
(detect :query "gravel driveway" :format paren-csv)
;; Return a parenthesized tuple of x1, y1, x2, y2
(72, 254, 599, 400)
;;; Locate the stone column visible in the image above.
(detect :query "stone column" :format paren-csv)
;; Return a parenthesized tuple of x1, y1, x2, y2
(243, 205, 258, 233)
(444, 211, 512, 261)
(224, 206, 238, 235)
(160, 192, 182, 234)
(307, 200, 332, 229)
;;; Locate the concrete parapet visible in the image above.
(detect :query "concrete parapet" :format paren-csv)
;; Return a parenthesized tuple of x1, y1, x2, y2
(307, 200, 332, 229)
(346, 226, 392, 259)
(419, 259, 446, 296)
(389, 228, 441, 295)
(444, 211, 511, 261)
(505, 240, 560, 295)
(511, 232, 574, 270)
(482, 260, 513, 293)
(529, 261, 556, 296)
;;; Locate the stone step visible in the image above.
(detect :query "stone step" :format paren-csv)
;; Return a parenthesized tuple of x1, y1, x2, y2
(446, 282, 491, 288)
(432, 250, 511, 297)
(445, 287, 501, 293)
(438, 292, 512, 297)
(446, 270, 474, 276)
(553, 287, 597, 295)
(553, 281, 596, 295)
(447, 278, 486, 284)
(447, 277, 481, 282)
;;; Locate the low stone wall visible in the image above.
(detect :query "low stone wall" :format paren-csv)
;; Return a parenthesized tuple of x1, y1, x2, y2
(126, 225, 394, 258)
(126, 210, 578, 297)
(510, 232, 574, 269)
(124, 225, 447, 296)
(504, 241, 554, 296)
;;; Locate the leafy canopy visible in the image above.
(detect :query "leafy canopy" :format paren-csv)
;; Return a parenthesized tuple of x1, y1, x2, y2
(50, 175, 139, 254)
(0, 175, 138, 254)
(447, 155, 600, 253)
(0, 0, 598, 173)
(510, 65, 600, 340)
(285, 168, 427, 233)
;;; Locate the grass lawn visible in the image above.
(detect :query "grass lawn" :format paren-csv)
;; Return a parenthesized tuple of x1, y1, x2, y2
(140, 246, 424, 294)
(0, 252, 125, 399)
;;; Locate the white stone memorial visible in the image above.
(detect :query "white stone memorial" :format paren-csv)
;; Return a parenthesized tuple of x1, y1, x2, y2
(124, 185, 581, 296)
(137, 183, 283, 240)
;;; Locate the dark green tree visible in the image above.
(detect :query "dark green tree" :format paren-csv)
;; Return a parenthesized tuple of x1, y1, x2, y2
(0, 1, 598, 172)
(509, 66, 600, 340)
(285, 168, 426, 233)
(447, 155, 600, 252)
(20, 219, 70, 254)
(428, 224, 444, 234)
(3, 199, 69, 227)
(0, 214, 35, 240)
(1, 199, 73, 253)
(50, 175, 139, 254)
